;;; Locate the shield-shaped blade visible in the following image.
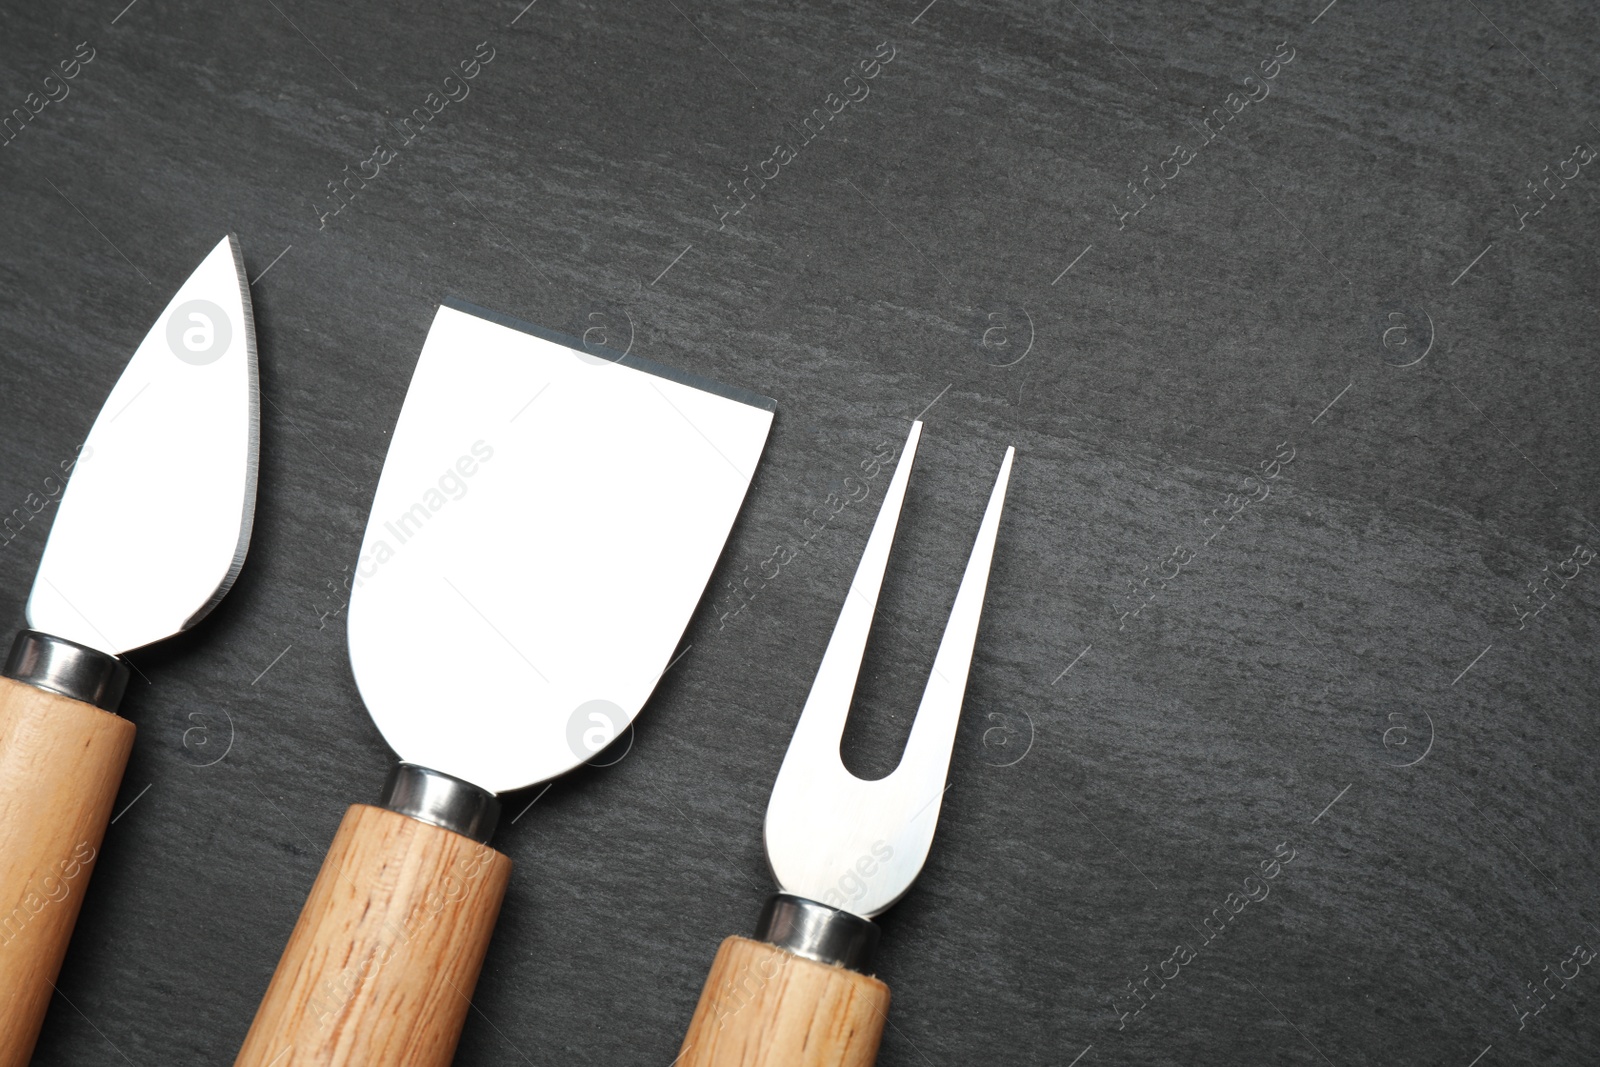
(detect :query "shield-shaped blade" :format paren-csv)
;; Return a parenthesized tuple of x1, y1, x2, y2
(347, 299, 774, 794)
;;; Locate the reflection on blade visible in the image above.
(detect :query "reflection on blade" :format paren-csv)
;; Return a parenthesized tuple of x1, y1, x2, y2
(28, 235, 259, 655)
(347, 300, 774, 794)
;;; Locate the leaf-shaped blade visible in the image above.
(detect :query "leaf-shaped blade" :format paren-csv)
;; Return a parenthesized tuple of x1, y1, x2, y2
(28, 235, 259, 655)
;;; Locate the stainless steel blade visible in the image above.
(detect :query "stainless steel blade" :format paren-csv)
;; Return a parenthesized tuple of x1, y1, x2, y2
(27, 235, 259, 655)
(347, 299, 774, 794)
(765, 427, 1014, 917)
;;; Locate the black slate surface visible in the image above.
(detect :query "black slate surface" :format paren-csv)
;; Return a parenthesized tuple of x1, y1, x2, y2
(2, 0, 1598, 1064)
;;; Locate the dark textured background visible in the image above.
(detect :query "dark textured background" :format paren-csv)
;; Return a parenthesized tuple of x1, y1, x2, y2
(2, 0, 1597, 1063)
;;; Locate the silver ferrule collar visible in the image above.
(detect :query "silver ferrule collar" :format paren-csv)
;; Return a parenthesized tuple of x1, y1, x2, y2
(3, 630, 130, 712)
(378, 763, 500, 844)
(754, 893, 881, 973)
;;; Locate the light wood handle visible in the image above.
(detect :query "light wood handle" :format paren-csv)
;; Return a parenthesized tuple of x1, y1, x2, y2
(0, 675, 135, 1067)
(676, 936, 891, 1067)
(235, 803, 512, 1067)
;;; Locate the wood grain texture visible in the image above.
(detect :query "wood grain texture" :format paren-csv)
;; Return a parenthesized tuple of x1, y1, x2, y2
(0, 675, 134, 1067)
(234, 804, 512, 1067)
(676, 937, 890, 1067)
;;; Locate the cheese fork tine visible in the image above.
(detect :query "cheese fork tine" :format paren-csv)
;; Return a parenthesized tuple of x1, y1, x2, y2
(775, 420, 923, 790)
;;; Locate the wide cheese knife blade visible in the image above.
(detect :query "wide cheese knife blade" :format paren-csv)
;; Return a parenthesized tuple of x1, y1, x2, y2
(0, 235, 257, 1067)
(235, 299, 773, 1066)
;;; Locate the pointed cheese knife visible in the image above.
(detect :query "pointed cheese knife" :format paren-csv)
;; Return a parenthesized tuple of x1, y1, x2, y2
(675, 421, 1013, 1067)
(0, 235, 258, 1067)
(234, 299, 774, 1066)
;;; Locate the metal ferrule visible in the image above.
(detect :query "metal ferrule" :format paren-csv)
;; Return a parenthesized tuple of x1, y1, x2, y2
(3, 629, 130, 712)
(754, 893, 881, 973)
(378, 763, 500, 844)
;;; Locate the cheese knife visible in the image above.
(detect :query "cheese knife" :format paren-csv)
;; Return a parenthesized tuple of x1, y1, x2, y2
(0, 235, 258, 1067)
(234, 299, 774, 1066)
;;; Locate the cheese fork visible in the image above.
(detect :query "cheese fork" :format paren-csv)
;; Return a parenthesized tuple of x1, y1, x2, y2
(675, 420, 1014, 1067)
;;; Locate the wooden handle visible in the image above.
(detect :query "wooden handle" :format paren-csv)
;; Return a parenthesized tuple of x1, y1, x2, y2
(676, 936, 891, 1067)
(235, 803, 512, 1066)
(0, 675, 135, 1067)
